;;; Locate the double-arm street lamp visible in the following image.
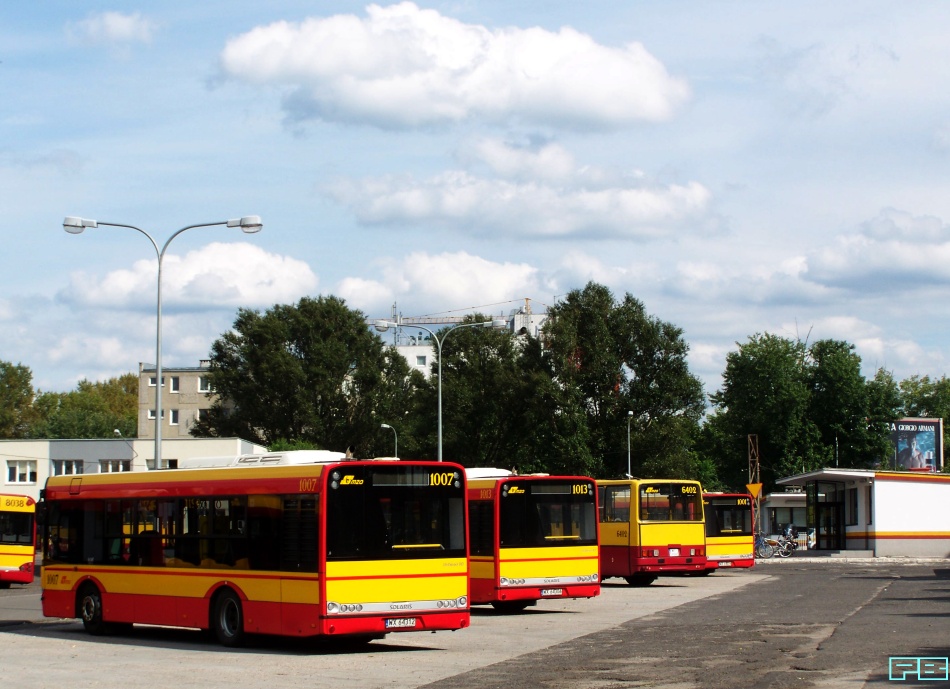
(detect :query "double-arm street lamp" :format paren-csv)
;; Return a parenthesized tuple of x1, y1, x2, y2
(375, 318, 506, 461)
(64, 215, 263, 469)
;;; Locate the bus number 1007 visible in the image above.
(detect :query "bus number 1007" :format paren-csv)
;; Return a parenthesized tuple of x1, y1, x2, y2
(430, 472, 456, 487)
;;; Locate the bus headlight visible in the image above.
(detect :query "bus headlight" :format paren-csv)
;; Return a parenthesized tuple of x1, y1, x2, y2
(327, 602, 340, 614)
(456, 596, 468, 608)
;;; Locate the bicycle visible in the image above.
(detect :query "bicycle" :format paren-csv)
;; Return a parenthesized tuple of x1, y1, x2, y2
(754, 533, 774, 559)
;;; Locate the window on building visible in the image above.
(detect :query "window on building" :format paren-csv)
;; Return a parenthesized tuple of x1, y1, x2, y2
(53, 460, 84, 476)
(845, 488, 858, 526)
(99, 460, 131, 473)
(7, 460, 37, 484)
(170, 409, 180, 425)
(866, 486, 873, 525)
(416, 355, 427, 366)
(169, 376, 180, 393)
(148, 376, 165, 387)
(146, 409, 165, 420)
(198, 376, 212, 393)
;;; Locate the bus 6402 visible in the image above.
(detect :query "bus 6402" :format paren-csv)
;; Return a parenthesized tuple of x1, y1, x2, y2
(598, 479, 706, 586)
(0, 494, 36, 588)
(40, 452, 469, 646)
(466, 469, 600, 612)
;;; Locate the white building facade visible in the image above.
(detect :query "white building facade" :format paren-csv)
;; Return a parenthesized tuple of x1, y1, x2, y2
(777, 468, 950, 557)
(1, 437, 268, 505)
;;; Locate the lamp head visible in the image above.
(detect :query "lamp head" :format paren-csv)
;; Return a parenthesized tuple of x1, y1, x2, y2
(380, 423, 392, 430)
(227, 215, 263, 233)
(374, 320, 395, 332)
(63, 216, 98, 234)
(628, 410, 635, 417)
(489, 318, 508, 329)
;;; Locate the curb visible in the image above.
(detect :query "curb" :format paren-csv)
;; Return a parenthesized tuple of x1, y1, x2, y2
(754, 556, 950, 565)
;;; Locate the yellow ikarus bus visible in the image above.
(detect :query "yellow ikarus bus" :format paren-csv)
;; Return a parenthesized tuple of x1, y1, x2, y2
(598, 479, 706, 586)
(0, 493, 36, 588)
(703, 492, 754, 571)
(41, 452, 469, 646)
(466, 469, 600, 612)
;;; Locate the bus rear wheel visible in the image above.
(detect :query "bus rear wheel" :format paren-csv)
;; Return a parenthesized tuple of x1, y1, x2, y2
(79, 584, 107, 636)
(212, 590, 246, 647)
(491, 600, 531, 613)
(624, 575, 657, 587)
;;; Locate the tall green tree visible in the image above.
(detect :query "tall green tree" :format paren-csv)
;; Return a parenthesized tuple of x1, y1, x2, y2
(706, 334, 820, 490)
(705, 334, 899, 491)
(192, 296, 411, 455)
(0, 360, 36, 439)
(31, 374, 138, 439)
(807, 340, 879, 468)
(542, 282, 706, 479)
(899, 374, 950, 468)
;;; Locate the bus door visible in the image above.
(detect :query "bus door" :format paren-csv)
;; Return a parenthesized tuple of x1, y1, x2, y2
(598, 483, 633, 578)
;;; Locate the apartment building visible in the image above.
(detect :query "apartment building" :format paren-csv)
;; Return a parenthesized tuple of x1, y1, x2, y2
(137, 361, 216, 439)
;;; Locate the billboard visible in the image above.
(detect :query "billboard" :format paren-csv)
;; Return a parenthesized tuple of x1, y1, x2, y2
(889, 418, 944, 471)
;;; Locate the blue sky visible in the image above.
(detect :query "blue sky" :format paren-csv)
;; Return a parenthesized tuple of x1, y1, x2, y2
(3, 2, 950, 396)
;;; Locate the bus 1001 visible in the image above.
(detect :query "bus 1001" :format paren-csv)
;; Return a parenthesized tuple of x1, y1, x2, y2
(598, 479, 706, 586)
(40, 452, 469, 646)
(466, 469, 600, 613)
(703, 493, 755, 570)
(0, 494, 36, 588)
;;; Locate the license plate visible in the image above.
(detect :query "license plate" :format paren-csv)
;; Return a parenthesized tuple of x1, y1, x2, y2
(718, 561, 733, 567)
(669, 548, 680, 557)
(385, 618, 417, 629)
(540, 588, 563, 597)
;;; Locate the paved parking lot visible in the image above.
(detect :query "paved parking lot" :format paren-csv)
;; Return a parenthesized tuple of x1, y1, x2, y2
(1, 559, 947, 688)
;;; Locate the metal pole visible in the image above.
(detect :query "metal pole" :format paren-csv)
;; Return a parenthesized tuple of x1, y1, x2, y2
(626, 411, 634, 477)
(65, 216, 262, 469)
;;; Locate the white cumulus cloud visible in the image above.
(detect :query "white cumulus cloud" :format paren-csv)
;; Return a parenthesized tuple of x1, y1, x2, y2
(219, 2, 689, 129)
(337, 251, 543, 315)
(70, 12, 158, 45)
(327, 138, 714, 240)
(58, 242, 318, 310)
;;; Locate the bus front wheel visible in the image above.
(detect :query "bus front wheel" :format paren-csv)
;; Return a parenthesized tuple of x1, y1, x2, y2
(79, 584, 107, 636)
(212, 590, 246, 647)
(624, 575, 657, 587)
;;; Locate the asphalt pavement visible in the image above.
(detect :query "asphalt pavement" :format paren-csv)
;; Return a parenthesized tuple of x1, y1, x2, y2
(1, 558, 948, 688)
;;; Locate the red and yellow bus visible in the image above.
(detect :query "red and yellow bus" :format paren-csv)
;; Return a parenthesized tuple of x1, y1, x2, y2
(703, 493, 754, 571)
(598, 479, 706, 585)
(466, 469, 600, 612)
(0, 493, 36, 588)
(41, 453, 469, 646)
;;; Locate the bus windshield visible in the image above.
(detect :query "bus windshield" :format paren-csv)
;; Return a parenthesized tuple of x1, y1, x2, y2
(639, 483, 703, 522)
(499, 479, 598, 548)
(325, 465, 466, 560)
(705, 498, 753, 537)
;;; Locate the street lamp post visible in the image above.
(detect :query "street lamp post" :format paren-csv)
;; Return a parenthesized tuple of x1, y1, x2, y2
(375, 318, 506, 461)
(380, 423, 398, 458)
(64, 215, 262, 469)
(626, 410, 634, 478)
